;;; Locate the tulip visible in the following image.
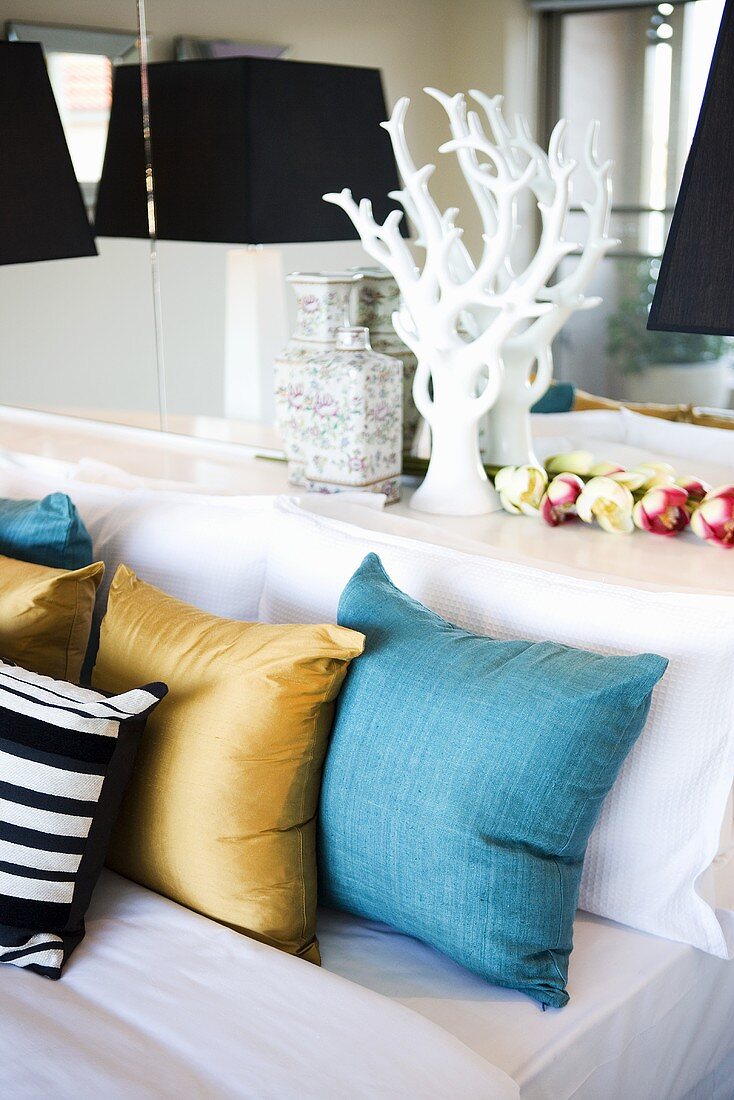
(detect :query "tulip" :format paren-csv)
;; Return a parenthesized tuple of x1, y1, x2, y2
(495, 465, 548, 516)
(676, 474, 712, 504)
(589, 460, 624, 477)
(608, 469, 649, 493)
(545, 450, 594, 477)
(540, 473, 584, 527)
(632, 485, 690, 537)
(691, 485, 734, 549)
(576, 476, 634, 534)
(633, 462, 677, 492)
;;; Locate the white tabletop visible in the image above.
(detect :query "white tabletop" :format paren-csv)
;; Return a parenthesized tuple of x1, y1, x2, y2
(0, 404, 731, 596)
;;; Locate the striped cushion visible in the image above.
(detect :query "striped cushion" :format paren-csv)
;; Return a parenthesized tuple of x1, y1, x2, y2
(0, 660, 166, 978)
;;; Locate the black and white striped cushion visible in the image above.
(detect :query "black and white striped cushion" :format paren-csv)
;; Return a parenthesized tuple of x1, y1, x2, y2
(0, 660, 166, 978)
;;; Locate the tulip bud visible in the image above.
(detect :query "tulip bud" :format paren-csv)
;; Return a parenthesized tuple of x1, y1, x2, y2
(632, 485, 690, 537)
(691, 485, 734, 549)
(634, 462, 676, 493)
(495, 465, 549, 516)
(589, 461, 624, 477)
(608, 469, 649, 492)
(545, 450, 594, 477)
(675, 475, 712, 505)
(540, 473, 584, 527)
(576, 476, 634, 534)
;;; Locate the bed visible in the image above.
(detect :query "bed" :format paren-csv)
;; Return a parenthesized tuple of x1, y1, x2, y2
(319, 856, 734, 1099)
(1, 863, 732, 1099)
(1, 406, 733, 1099)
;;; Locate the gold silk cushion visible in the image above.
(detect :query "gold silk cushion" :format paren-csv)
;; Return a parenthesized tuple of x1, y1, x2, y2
(0, 555, 104, 682)
(93, 564, 364, 963)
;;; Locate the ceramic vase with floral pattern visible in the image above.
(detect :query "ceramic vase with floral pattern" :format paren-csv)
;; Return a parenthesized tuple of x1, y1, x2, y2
(301, 327, 402, 502)
(351, 267, 419, 456)
(274, 272, 362, 484)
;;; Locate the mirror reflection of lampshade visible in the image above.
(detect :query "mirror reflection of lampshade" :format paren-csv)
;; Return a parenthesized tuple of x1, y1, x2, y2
(648, 0, 734, 336)
(93, 56, 405, 245)
(0, 41, 97, 264)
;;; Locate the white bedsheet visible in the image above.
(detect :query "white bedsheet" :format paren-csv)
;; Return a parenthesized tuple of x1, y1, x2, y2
(318, 859, 734, 1100)
(0, 873, 517, 1100)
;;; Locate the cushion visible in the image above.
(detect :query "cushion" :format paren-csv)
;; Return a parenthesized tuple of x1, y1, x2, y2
(0, 660, 165, 978)
(621, 407, 734, 467)
(259, 502, 734, 958)
(531, 381, 575, 414)
(0, 465, 278, 682)
(92, 565, 364, 963)
(0, 465, 276, 618)
(0, 494, 92, 570)
(318, 554, 666, 1008)
(0, 556, 104, 683)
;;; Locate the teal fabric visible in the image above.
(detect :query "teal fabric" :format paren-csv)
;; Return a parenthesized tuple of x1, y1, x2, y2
(319, 554, 667, 1008)
(531, 381, 575, 413)
(0, 494, 92, 571)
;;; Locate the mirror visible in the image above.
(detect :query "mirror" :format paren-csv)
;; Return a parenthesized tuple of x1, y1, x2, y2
(0, 12, 161, 433)
(0, 1, 729, 459)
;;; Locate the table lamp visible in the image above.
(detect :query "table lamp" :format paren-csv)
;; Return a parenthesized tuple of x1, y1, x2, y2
(648, 0, 733, 336)
(94, 56, 402, 423)
(0, 41, 96, 264)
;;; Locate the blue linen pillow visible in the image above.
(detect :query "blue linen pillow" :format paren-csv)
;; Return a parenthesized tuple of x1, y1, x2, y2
(0, 494, 92, 570)
(318, 554, 668, 1008)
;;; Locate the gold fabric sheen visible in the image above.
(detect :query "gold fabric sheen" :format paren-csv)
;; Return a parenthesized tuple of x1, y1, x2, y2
(93, 564, 364, 964)
(0, 555, 104, 682)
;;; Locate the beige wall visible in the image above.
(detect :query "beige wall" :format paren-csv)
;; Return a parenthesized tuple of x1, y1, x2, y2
(0, 0, 536, 423)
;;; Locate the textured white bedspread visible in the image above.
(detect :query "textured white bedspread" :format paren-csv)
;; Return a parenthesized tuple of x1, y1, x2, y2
(319, 858, 734, 1100)
(0, 873, 518, 1100)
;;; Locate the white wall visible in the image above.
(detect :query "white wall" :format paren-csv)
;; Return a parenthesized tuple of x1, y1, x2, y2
(0, 0, 535, 427)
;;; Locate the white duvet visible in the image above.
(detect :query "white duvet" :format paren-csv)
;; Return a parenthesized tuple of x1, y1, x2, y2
(0, 873, 518, 1100)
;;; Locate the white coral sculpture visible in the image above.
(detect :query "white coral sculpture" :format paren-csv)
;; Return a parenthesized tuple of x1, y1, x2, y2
(324, 88, 617, 516)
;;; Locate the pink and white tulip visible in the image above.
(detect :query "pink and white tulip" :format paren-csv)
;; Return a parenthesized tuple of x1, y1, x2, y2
(676, 474, 712, 504)
(495, 465, 548, 516)
(541, 473, 584, 527)
(691, 485, 734, 549)
(632, 485, 690, 537)
(576, 476, 635, 534)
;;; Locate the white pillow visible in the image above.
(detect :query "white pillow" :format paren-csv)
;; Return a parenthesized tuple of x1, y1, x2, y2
(0, 466, 275, 624)
(621, 408, 734, 472)
(259, 500, 734, 958)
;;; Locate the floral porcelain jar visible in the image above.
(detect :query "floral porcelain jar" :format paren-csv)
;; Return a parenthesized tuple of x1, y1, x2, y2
(351, 267, 419, 456)
(301, 326, 402, 502)
(274, 272, 362, 485)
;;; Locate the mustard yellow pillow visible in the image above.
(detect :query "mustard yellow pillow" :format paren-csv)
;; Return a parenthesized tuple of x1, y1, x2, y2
(0, 554, 104, 682)
(93, 564, 364, 963)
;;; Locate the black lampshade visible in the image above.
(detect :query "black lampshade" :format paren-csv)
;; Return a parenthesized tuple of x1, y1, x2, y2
(0, 41, 96, 264)
(648, 0, 733, 335)
(94, 57, 404, 245)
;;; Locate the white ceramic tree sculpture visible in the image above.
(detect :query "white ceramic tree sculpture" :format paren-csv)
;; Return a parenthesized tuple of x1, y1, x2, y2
(324, 89, 616, 516)
(429, 89, 617, 468)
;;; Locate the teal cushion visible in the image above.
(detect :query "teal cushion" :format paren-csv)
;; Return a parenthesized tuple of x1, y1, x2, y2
(531, 381, 575, 414)
(0, 494, 92, 570)
(319, 554, 667, 1008)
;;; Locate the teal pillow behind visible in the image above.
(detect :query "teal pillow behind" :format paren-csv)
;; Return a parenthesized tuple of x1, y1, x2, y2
(0, 493, 92, 570)
(319, 554, 668, 1008)
(531, 380, 575, 414)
